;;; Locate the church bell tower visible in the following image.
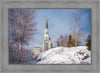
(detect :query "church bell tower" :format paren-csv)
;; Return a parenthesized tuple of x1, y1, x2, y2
(41, 16, 51, 51)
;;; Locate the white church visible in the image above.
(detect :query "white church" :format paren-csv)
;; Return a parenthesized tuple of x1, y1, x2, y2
(33, 16, 52, 57)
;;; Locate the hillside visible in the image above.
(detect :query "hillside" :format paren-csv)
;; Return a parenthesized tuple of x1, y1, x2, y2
(37, 46, 91, 64)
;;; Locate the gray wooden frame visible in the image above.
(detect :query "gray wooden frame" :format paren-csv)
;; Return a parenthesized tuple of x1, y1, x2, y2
(0, 0, 100, 73)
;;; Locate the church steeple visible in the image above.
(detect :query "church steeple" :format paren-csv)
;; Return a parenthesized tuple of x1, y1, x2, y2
(46, 16, 48, 28)
(44, 16, 49, 37)
(41, 16, 52, 51)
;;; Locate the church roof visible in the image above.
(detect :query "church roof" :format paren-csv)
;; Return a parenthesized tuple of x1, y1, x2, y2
(46, 16, 48, 28)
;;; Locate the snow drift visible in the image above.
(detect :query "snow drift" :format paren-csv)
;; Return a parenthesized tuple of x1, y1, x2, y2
(37, 46, 91, 64)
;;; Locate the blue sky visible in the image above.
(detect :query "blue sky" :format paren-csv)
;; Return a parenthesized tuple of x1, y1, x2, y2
(29, 9, 91, 47)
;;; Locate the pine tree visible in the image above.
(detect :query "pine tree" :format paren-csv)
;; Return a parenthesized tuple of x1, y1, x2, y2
(72, 38, 75, 47)
(67, 34, 73, 47)
(86, 35, 91, 51)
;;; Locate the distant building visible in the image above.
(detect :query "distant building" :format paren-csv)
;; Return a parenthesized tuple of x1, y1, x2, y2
(33, 16, 52, 57)
(32, 47, 41, 57)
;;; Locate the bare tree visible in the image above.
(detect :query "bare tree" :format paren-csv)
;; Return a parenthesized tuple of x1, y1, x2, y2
(70, 9, 81, 46)
(77, 29, 87, 46)
(55, 35, 68, 47)
(9, 9, 37, 50)
(9, 42, 33, 64)
(70, 9, 91, 47)
(19, 9, 37, 50)
(9, 9, 37, 64)
(9, 9, 21, 50)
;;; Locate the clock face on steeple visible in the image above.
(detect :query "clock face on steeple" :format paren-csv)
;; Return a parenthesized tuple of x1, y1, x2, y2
(44, 28, 49, 37)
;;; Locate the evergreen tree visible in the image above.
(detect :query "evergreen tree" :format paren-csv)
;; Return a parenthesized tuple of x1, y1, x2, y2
(67, 34, 73, 47)
(72, 38, 75, 47)
(86, 35, 91, 51)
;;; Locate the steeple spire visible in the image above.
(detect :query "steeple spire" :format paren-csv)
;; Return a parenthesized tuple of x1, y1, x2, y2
(46, 16, 48, 28)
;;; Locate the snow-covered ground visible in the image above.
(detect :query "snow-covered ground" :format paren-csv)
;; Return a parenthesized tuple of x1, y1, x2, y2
(37, 46, 91, 64)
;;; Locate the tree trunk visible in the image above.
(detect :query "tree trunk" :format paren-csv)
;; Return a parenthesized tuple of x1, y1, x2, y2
(21, 42, 23, 51)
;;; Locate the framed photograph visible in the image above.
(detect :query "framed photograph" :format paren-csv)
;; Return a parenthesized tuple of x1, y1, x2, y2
(0, 0, 100, 73)
(8, 8, 91, 65)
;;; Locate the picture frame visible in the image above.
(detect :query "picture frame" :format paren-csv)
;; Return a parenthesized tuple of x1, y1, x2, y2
(0, 0, 100, 73)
